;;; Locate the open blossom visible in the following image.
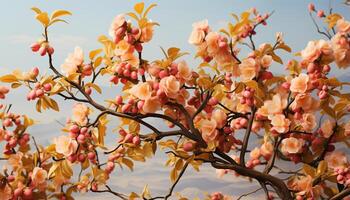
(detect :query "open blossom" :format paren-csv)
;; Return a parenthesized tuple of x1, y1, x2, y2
(269, 114, 290, 133)
(200, 118, 218, 142)
(61, 46, 84, 76)
(72, 103, 90, 125)
(250, 147, 261, 160)
(177, 60, 192, 81)
(142, 97, 160, 113)
(301, 40, 333, 63)
(324, 151, 348, 169)
(206, 32, 225, 56)
(260, 54, 272, 68)
(159, 75, 180, 98)
(260, 142, 273, 158)
(188, 19, 209, 45)
(320, 119, 334, 138)
(290, 93, 319, 112)
(331, 33, 350, 68)
(281, 137, 304, 154)
(301, 113, 316, 131)
(140, 23, 154, 43)
(212, 109, 227, 129)
(257, 93, 287, 116)
(336, 18, 350, 34)
(54, 135, 78, 157)
(239, 58, 259, 81)
(129, 82, 152, 100)
(287, 175, 313, 196)
(32, 167, 48, 186)
(114, 40, 134, 56)
(290, 73, 309, 93)
(109, 14, 126, 42)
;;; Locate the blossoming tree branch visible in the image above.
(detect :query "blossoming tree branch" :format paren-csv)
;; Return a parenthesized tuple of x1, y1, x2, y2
(0, 2, 350, 200)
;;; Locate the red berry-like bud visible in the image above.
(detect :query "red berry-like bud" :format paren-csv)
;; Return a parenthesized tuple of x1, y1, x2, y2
(132, 136, 141, 145)
(317, 10, 325, 18)
(87, 152, 96, 160)
(183, 142, 195, 152)
(30, 42, 40, 52)
(47, 46, 54, 55)
(308, 3, 315, 12)
(43, 83, 52, 91)
(39, 46, 47, 56)
(32, 67, 39, 76)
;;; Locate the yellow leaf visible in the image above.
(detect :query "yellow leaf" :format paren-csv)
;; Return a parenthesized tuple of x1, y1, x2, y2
(170, 167, 178, 182)
(141, 185, 151, 199)
(317, 161, 328, 175)
(143, 3, 157, 18)
(48, 19, 68, 26)
(127, 12, 139, 21)
(51, 9, 72, 19)
(11, 82, 21, 88)
(49, 98, 59, 111)
(31, 7, 42, 14)
(122, 158, 134, 171)
(134, 2, 145, 15)
(129, 192, 140, 200)
(167, 47, 180, 58)
(89, 49, 102, 60)
(94, 57, 103, 68)
(36, 12, 50, 27)
(0, 74, 17, 83)
(85, 82, 102, 94)
(303, 164, 316, 178)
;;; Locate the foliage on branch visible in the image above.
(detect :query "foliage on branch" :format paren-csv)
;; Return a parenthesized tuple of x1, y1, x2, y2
(0, 2, 350, 200)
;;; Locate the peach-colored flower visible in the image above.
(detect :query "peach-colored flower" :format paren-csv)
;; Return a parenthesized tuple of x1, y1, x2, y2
(140, 24, 154, 43)
(200, 118, 218, 142)
(324, 151, 348, 169)
(301, 40, 333, 63)
(281, 137, 304, 154)
(269, 114, 290, 133)
(331, 33, 350, 68)
(212, 109, 227, 129)
(321, 119, 334, 138)
(290, 73, 309, 93)
(260, 142, 273, 158)
(61, 46, 84, 76)
(205, 32, 221, 56)
(159, 75, 180, 99)
(250, 147, 261, 160)
(72, 103, 90, 125)
(260, 55, 272, 68)
(0, 184, 12, 200)
(301, 113, 316, 131)
(257, 93, 287, 117)
(336, 18, 350, 34)
(7, 152, 23, 170)
(121, 53, 139, 67)
(177, 60, 192, 81)
(109, 14, 126, 39)
(32, 167, 48, 186)
(147, 63, 161, 77)
(188, 19, 209, 45)
(114, 40, 134, 56)
(143, 97, 160, 113)
(239, 58, 259, 81)
(54, 135, 78, 157)
(129, 82, 152, 100)
(288, 175, 313, 195)
(290, 93, 319, 112)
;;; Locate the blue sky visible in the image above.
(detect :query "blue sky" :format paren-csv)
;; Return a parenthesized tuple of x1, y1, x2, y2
(1, 1, 350, 199)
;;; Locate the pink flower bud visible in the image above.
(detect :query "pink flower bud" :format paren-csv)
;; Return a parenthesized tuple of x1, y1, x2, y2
(119, 129, 127, 137)
(138, 68, 145, 76)
(14, 188, 23, 197)
(123, 69, 131, 77)
(70, 125, 80, 134)
(208, 97, 218, 106)
(7, 175, 15, 182)
(317, 10, 325, 18)
(43, 83, 52, 91)
(131, 27, 139, 35)
(183, 142, 194, 152)
(80, 127, 88, 134)
(67, 154, 77, 163)
(32, 67, 39, 76)
(159, 70, 168, 78)
(78, 154, 86, 162)
(23, 188, 33, 199)
(31, 42, 41, 52)
(124, 133, 133, 143)
(115, 95, 123, 105)
(131, 71, 138, 80)
(3, 119, 12, 127)
(323, 65, 331, 73)
(308, 3, 315, 12)
(137, 100, 144, 110)
(135, 43, 143, 52)
(132, 136, 141, 145)
(87, 152, 96, 160)
(39, 46, 47, 56)
(85, 87, 92, 95)
(77, 134, 86, 144)
(318, 90, 328, 99)
(35, 89, 44, 97)
(47, 46, 54, 55)
(110, 76, 119, 84)
(121, 104, 131, 113)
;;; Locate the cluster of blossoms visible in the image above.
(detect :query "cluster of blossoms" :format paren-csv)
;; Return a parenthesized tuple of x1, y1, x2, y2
(30, 39, 54, 56)
(1, 2, 350, 200)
